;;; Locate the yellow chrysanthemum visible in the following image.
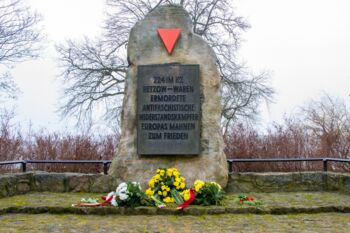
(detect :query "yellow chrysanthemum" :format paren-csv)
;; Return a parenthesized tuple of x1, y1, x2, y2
(162, 191, 167, 197)
(194, 179, 205, 192)
(158, 191, 162, 196)
(182, 189, 191, 201)
(180, 182, 185, 189)
(166, 169, 173, 176)
(145, 188, 154, 196)
(163, 197, 175, 203)
(148, 180, 155, 188)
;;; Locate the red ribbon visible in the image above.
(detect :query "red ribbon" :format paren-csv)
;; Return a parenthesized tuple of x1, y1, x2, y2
(177, 189, 195, 209)
(100, 195, 114, 206)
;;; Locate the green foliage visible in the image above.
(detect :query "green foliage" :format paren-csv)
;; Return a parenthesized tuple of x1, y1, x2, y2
(117, 182, 152, 208)
(193, 182, 225, 206)
(170, 188, 184, 205)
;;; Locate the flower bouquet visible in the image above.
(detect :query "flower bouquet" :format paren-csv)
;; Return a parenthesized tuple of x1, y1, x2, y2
(74, 167, 226, 209)
(73, 182, 151, 208)
(145, 168, 186, 206)
(191, 180, 225, 206)
(236, 194, 262, 206)
(113, 182, 152, 207)
(145, 168, 225, 209)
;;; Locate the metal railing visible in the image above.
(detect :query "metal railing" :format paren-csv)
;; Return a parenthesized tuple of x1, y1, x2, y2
(1, 157, 350, 174)
(226, 157, 350, 173)
(0, 160, 112, 175)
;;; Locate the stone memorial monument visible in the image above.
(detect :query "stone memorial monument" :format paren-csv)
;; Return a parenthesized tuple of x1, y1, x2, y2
(109, 4, 228, 188)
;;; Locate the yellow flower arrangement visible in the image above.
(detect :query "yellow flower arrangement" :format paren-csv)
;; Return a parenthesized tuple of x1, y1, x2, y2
(146, 167, 187, 203)
(192, 181, 225, 206)
(194, 179, 205, 192)
(181, 189, 191, 201)
(145, 168, 226, 208)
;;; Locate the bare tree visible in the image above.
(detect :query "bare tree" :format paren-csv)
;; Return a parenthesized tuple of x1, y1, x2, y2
(56, 38, 127, 124)
(0, 72, 18, 99)
(57, 0, 274, 130)
(301, 93, 350, 157)
(0, 0, 41, 100)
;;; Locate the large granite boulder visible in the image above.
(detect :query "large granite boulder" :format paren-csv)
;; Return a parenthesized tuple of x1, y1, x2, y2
(109, 5, 228, 188)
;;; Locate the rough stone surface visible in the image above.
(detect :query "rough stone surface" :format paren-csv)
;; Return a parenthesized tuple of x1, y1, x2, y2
(0, 172, 349, 197)
(89, 175, 119, 193)
(108, 5, 228, 189)
(0, 172, 119, 197)
(327, 172, 346, 191)
(66, 173, 94, 192)
(0, 173, 32, 197)
(226, 172, 350, 193)
(31, 173, 67, 192)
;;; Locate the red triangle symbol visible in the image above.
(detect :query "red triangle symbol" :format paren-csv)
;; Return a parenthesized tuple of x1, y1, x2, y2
(157, 28, 181, 55)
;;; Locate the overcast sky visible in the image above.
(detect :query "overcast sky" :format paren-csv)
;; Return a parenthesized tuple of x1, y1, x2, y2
(236, 0, 350, 127)
(3, 0, 350, 133)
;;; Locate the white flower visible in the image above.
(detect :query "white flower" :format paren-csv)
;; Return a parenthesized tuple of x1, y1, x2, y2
(115, 182, 130, 201)
(116, 183, 128, 195)
(111, 198, 118, 207)
(119, 193, 129, 201)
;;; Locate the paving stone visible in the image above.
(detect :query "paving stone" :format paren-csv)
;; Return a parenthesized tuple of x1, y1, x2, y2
(0, 213, 349, 232)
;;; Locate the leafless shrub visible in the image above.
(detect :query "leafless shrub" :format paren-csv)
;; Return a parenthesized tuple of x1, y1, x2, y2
(0, 110, 119, 173)
(225, 94, 350, 172)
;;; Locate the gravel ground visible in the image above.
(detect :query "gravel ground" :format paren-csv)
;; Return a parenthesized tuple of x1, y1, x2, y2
(0, 213, 349, 233)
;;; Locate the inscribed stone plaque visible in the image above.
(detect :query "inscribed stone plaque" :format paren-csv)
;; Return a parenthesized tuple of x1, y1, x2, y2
(137, 64, 200, 154)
